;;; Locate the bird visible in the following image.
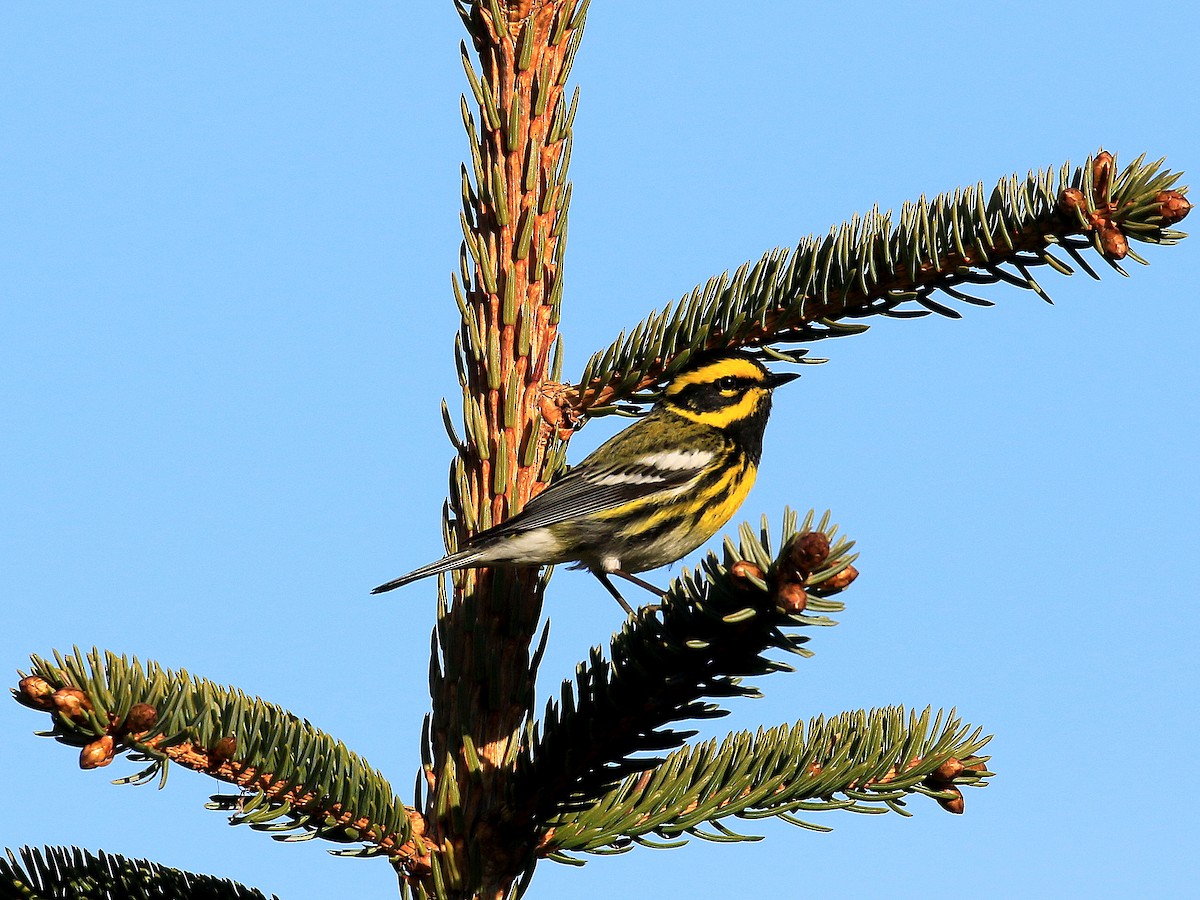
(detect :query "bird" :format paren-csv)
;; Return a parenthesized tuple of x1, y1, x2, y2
(371, 351, 798, 613)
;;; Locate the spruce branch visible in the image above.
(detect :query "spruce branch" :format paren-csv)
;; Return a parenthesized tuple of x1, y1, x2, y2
(542, 706, 992, 860)
(564, 151, 1190, 417)
(516, 510, 858, 826)
(11, 650, 429, 872)
(1, 845, 279, 900)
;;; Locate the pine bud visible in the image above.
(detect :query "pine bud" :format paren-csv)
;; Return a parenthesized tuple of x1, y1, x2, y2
(209, 736, 237, 767)
(1058, 187, 1087, 218)
(813, 564, 859, 595)
(539, 384, 583, 440)
(729, 560, 765, 588)
(775, 581, 808, 614)
(52, 688, 92, 721)
(786, 532, 831, 577)
(507, 0, 534, 20)
(1156, 190, 1192, 225)
(16, 676, 55, 710)
(936, 784, 965, 815)
(121, 703, 158, 736)
(932, 757, 965, 782)
(407, 807, 428, 839)
(1099, 223, 1128, 259)
(79, 735, 115, 770)
(1091, 151, 1114, 204)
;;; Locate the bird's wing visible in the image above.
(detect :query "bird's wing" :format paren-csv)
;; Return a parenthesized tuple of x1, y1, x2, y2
(471, 448, 717, 541)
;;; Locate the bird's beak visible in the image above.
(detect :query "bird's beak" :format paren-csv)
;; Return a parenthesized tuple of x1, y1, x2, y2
(766, 371, 800, 389)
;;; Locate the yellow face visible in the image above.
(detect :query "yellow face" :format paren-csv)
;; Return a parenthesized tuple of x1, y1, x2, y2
(662, 355, 777, 428)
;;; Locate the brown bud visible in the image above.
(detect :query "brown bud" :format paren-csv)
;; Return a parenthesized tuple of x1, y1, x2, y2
(539, 383, 583, 441)
(16, 676, 56, 710)
(79, 735, 115, 770)
(730, 560, 765, 587)
(406, 808, 428, 840)
(1099, 223, 1128, 259)
(507, 0, 534, 20)
(787, 532, 831, 577)
(121, 703, 158, 736)
(932, 757, 966, 783)
(538, 393, 563, 429)
(1091, 151, 1114, 205)
(52, 687, 92, 721)
(936, 784, 965, 814)
(1156, 190, 1192, 225)
(775, 581, 808, 614)
(814, 564, 858, 595)
(1058, 187, 1087, 218)
(209, 735, 237, 767)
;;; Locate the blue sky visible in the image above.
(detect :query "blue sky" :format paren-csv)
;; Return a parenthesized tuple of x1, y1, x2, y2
(3, 2, 1197, 898)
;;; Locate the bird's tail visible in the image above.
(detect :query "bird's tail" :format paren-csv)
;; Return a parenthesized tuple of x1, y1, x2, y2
(370, 547, 489, 594)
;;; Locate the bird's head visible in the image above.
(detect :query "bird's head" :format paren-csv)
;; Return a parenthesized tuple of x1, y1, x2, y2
(660, 351, 798, 429)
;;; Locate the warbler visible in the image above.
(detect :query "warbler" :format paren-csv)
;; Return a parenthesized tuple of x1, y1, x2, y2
(371, 352, 798, 613)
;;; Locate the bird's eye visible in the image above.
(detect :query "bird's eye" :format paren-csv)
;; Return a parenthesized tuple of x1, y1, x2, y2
(716, 375, 739, 391)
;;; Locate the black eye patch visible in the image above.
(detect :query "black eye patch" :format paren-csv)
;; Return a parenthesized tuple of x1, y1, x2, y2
(672, 376, 759, 412)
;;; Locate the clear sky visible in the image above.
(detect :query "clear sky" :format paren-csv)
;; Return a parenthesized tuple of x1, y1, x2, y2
(3, 2, 1197, 898)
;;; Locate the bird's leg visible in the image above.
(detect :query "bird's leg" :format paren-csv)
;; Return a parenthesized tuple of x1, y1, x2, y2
(592, 570, 635, 616)
(614, 570, 666, 597)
